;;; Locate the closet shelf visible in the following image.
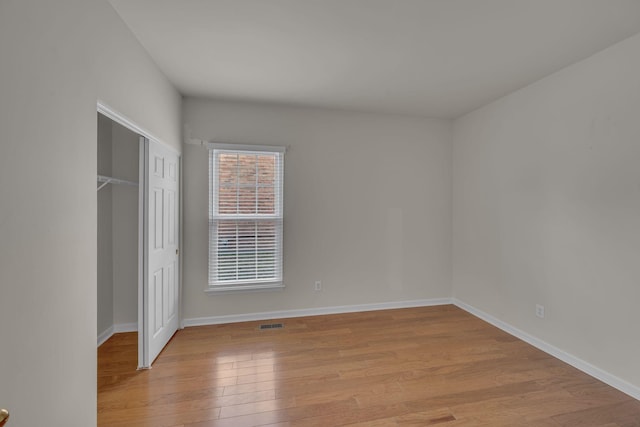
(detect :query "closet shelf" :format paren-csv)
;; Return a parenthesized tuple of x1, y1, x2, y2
(97, 175, 138, 191)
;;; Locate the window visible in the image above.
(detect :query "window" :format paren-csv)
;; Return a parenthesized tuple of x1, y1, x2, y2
(208, 144, 285, 292)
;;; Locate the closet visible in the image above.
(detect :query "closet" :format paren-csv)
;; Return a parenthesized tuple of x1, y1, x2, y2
(97, 113, 140, 346)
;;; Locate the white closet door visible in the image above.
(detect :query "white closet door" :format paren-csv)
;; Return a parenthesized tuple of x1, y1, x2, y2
(140, 137, 180, 368)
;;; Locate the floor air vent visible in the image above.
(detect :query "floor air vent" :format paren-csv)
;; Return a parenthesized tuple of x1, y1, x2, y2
(259, 323, 284, 330)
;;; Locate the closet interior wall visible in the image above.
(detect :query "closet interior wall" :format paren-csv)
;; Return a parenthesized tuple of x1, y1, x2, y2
(97, 113, 140, 343)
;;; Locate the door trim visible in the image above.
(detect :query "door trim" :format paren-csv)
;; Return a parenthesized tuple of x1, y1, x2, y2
(138, 138, 147, 369)
(97, 101, 165, 147)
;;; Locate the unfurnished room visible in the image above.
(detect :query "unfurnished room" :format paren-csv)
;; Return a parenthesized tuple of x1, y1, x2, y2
(1, 1, 640, 426)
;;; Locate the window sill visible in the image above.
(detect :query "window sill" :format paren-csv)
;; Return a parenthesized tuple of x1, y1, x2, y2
(204, 283, 285, 295)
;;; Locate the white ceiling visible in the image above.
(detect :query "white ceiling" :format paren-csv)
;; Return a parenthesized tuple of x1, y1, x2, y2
(109, 0, 640, 119)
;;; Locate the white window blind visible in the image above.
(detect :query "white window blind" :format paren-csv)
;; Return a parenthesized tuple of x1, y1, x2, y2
(208, 146, 284, 291)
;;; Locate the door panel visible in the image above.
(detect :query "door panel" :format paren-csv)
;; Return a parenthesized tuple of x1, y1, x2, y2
(153, 189, 164, 250)
(168, 190, 176, 245)
(153, 268, 162, 335)
(141, 137, 180, 368)
(168, 261, 175, 318)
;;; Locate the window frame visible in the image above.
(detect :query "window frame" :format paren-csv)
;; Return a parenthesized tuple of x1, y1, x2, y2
(206, 143, 285, 293)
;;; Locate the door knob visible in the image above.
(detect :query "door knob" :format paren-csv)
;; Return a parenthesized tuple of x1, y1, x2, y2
(0, 409, 9, 427)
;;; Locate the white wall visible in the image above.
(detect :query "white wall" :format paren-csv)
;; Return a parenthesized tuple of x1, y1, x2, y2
(183, 99, 452, 320)
(97, 114, 114, 336)
(453, 33, 640, 389)
(112, 122, 139, 327)
(0, 1, 181, 426)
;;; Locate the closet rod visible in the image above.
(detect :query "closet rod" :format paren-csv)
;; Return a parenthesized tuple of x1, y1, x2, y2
(97, 175, 138, 191)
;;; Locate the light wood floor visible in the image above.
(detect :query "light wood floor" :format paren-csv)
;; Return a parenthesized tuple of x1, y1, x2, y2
(98, 305, 640, 426)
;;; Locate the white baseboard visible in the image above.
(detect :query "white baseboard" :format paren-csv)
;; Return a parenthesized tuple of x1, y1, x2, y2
(114, 322, 138, 333)
(182, 298, 453, 328)
(452, 298, 640, 401)
(97, 322, 138, 347)
(97, 325, 114, 347)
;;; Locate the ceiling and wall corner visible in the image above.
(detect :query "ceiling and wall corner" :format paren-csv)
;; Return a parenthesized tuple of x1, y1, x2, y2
(110, 0, 640, 119)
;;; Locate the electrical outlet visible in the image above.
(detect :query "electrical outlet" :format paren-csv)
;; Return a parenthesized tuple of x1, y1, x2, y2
(536, 304, 545, 319)
(314, 281, 322, 292)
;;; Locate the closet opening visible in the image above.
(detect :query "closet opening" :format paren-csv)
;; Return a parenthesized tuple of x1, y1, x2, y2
(96, 104, 181, 374)
(97, 112, 141, 366)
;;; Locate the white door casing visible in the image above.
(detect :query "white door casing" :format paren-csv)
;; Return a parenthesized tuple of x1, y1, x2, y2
(140, 137, 180, 368)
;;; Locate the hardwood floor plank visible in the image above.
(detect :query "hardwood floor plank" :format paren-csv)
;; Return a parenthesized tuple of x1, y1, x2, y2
(98, 306, 640, 426)
(342, 407, 457, 426)
(550, 400, 640, 426)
